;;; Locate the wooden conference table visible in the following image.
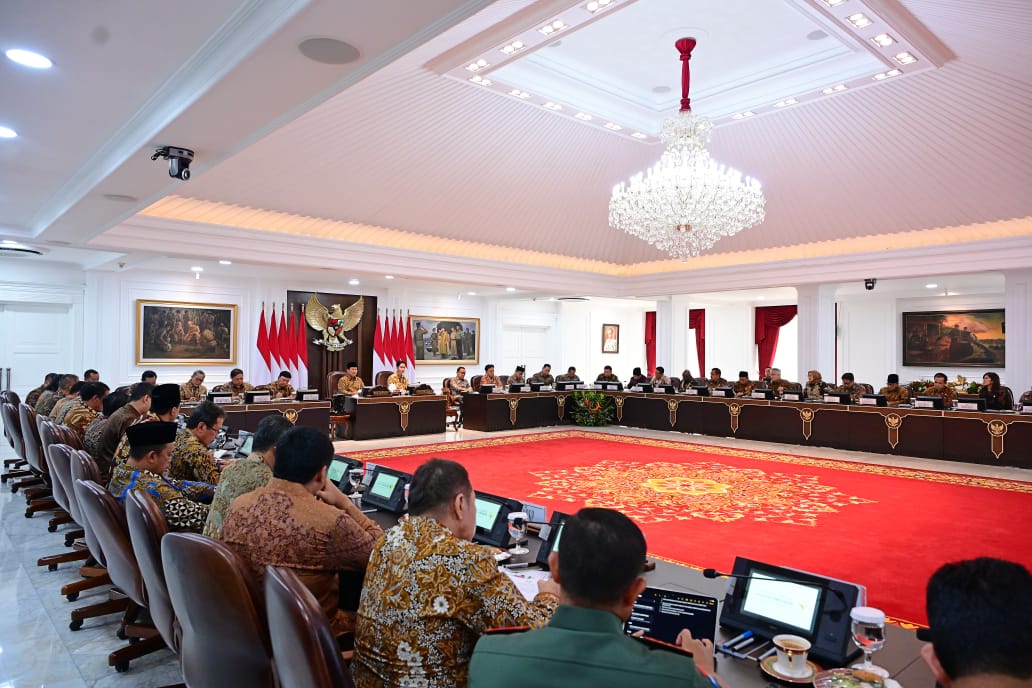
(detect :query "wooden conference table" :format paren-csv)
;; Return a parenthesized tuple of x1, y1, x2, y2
(183, 400, 331, 434)
(461, 390, 1032, 469)
(343, 394, 448, 441)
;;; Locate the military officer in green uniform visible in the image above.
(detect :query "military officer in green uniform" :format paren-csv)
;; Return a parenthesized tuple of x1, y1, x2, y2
(595, 366, 619, 383)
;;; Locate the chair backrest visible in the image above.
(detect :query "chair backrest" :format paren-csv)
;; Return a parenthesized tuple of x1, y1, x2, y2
(500, 375, 509, 387)
(162, 533, 274, 688)
(69, 451, 106, 566)
(2, 402, 25, 460)
(57, 423, 83, 450)
(374, 370, 391, 387)
(18, 403, 45, 474)
(125, 491, 178, 653)
(327, 371, 346, 398)
(442, 378, 452, 393)
(470, 374, 483, 392)
(38, 418, 62, 475)
(46, 443, 75, 515)
(264, 566, 354, 688)
(74, 479, 146, 606)
(1, 389, 21, 406)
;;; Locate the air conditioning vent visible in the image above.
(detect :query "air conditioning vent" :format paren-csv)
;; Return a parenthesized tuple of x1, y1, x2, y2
(556, 296, 591, 302)
(0, 245, 44, 257)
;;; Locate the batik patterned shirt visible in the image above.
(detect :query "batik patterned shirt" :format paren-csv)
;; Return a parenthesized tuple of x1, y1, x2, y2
(37, 392, 61, 416)
(83, 415, 108, 460)
(733, 380, 756, 397)
(878, 385, 911, 407)
(25, 385, 46, 408)
(833, 383, 866, 404)
(211, 381, 254, 401)
(170, 429, 220, 486)
(179, 381, 207, 402)
(201, 455, 273, 540)
(262, 382, 295, 400)
(352, 516, 559, 688)
(63, 402, 99, 439)
(922, 385, 957, 406)
(51, 396, 78, 422)
(337, 375, 364, 396)
(112, 411, 159, 468)
(108, 464, 211, 532)
(222, 478, 383, 634)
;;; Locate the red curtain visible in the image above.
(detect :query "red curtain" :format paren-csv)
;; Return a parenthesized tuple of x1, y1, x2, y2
(688, 309, 705, 377)
(645, 311, 656, 376)
(755, 305, 797, 377)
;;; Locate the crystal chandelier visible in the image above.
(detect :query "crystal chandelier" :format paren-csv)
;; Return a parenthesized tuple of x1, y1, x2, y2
(609, 38, 765, 259)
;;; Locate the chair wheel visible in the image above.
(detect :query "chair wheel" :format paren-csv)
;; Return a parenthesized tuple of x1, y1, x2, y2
(66, 592, 79, 602)
(64, 537, 75, 547)
(11, 485, 20, 493)
(114, 662, 130, 673)
(24, 510, 33, 518)
(69, 619, 84, 631)
(48, 564, 58, 572)
(129, 636, 140, 644)
(48, 523, 58, 532)
(116, 628, 128, 640)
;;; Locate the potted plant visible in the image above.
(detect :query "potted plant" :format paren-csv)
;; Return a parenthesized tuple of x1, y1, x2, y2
(569, 390, 615, 427)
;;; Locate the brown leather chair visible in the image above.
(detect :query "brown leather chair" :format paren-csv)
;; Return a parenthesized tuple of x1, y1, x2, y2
(500, 375, 510, 388)
(470, 374, 483, 392)
(19, 403, 56, 515)
(1, 401, 32, 485)
(162, 533, 275, 688)
(36, 444, 89, 572)
(442, 379, 461, 430)
(39, 419, 74, 531)
(125, 491, 181, 662)
(74, 479, 164, 672)
(264, 566, 356, 688)
(327, 370, 346, 397)
(374, 370, 391, 387)
(327, 371, 353, 440)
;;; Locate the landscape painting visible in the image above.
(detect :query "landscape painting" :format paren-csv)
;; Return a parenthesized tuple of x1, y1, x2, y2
(137, 300, 237, 364)
(902, 309, 1004, 367)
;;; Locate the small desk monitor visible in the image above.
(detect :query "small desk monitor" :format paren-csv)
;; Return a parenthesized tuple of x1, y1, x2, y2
(295, 388, 320, 402)
(689, 385, 710, 396)
(638, 384, 654, 393)
(479, 384, 495, 394)
(207, 391, 233, 405)
(508, 384, 528, 394)
(529, 382, 543, 392)
(471, 491, 523, 548)
(362, 466, 411, 513)
(556, 381, 582, 391)
(234, 431, 254, 458)
(534, 510, 571, 570)
(781, 389, 804, 402)
(327, 455, 363, 492)
(597, 381, 623, 391)
(657, 385, 676, 395)
(859, 394, 887, 407)
(245, 390, 272, 404)
(751, 388, 775, 400)
(956, 397, 987, 412)
(915, 395, 945, 410)
(712, 387, 734, 398)
(823, 392, 852, 404)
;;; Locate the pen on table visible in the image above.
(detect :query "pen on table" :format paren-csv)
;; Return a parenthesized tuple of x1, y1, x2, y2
(721, 630, 752, 648)
(717, 646, 750, 660)
(503, 562, 529, 569)
(758, 646, 777, 660)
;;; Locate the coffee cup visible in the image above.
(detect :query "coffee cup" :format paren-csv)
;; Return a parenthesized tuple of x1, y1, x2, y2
(772, 634, 811, 677)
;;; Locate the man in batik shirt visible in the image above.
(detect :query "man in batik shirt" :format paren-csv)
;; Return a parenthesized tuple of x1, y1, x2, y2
(352, 459, 559, 688)
(108, 422, 211, 533)
(733, 371, 755, 397)
(833, 372, 868, 403)
(112, 383, 182, 468)
(169, 401, 224, 486)
(336, 362, 364, 396)
(63, 382, 108, 440)
(879, 374, 911, 407)
(211, 368, 254, 401)
(262, 370, 296, 400)
(922, 372, 958, 407)
(180, 370, 207, 402)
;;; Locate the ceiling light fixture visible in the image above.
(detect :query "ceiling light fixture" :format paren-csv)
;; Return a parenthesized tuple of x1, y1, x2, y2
(500, 40, 525, 54)
(847, 13, 872, 28)
(539, 19, 566, 36)
(821, 84, 848, 95)
(384, 275, 395, 280)
(574, 112, 593, 120)
(821, 0, 847, 6)
(731, 111, 755, 120)
(586, 0, 614, 12)
(467, 291, 477, 296)
(219, 260, 232, 265)
(773, 98, 799, 107)
(604, 122, 623, 130)
(925, 283, 937, 289)
(894, 51, 917, 65)
(5, 48, 53, 69)
(466, 59, 489, 72)
(608, 38, 765, 260)
(505, 287, 516, 292)
(469, 75, 493, 86)
(349, 278, 360, 286)
(873, 69, 902, 80)
(871, 33, 895, 47)
(0, 125, 17, 139)
(631, 132, 648, 139)
(543, 101, 563, 110)
(509, 89, 531, 99)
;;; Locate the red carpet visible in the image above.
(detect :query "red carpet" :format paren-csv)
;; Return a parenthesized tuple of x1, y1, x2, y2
(347, 431, 1032, 626)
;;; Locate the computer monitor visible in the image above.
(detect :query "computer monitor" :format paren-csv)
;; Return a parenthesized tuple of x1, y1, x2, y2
(823, 392, 852, 404)
(638, 384, 654, 393)
(245, 390, 272, 404)
(597, 381, 623, 391)
(859, 394, 887, 407)
(479, 384, 495, 394)
(712, 387, 734, 398)
(751, 388, 775, 400)
(471, 491, 523, 548)
(362, 466, 411, 513)
(914, 395, 945, 410)
(718, 556, 865, 667)
(689, 385, 710, 396)
(508, 383, 528, 394)
(529, 382, 543, 392)
(657, 385, 676, 395)
(534, 510, 571, 570)
(955, 397, 987, 412)
(327, 455, 363, 491)
(295, 389, 320, 402)
(360, 386, 373, 397)
(555, 381, 582, 391)
(207, 391, 233, 405)
(234, 431, 254, 458)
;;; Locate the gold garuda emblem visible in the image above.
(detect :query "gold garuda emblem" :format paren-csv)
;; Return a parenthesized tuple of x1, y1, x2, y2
(305, 294, 363, 351)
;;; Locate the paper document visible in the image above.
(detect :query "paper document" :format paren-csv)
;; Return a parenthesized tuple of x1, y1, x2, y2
(500, 567, 551, 601)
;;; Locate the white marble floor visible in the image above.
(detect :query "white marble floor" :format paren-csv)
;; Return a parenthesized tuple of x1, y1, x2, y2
(0, 425, 1027, 686)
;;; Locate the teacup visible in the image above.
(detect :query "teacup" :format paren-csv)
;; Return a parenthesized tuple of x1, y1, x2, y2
(772, 634, 812, 677)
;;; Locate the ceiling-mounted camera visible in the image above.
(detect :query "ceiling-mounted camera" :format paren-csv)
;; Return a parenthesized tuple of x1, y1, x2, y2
(151, 146, 194, 181)
(864, 278, 877, 291)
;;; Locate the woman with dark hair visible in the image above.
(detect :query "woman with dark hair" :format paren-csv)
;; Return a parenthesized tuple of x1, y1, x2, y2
(627, 367, 648, 388)
(979, 372, 1014, 410)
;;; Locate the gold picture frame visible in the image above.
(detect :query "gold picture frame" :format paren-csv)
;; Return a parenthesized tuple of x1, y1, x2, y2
(409, 316, 480, 365)
(602, 323, 620, 354)
(136, 299, 238, 365)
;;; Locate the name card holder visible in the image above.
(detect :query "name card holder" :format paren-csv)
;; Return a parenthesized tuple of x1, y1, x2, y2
(956, 401, 980, 411)
(751, 391, 767, 399)
(914, 399, 934, 408)
(1021, 404, 1032, 414)
(782, 391, 804, 402)
(686, 388, 698, 395)
(858, 397, 877, 405)
(296, 390, 320, 402)
(246, 392, 272, 404)
(824, 394, 844, 404)
(712, 389, 729, 398)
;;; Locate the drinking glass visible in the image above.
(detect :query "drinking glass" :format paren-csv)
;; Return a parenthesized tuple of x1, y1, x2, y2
(347, 468, 364, 495)
(507, 512, 529, 555)
(850, 606, 888, 677)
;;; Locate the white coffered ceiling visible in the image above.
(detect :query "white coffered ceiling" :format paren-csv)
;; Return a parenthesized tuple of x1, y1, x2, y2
(1, 0, 1031, 288)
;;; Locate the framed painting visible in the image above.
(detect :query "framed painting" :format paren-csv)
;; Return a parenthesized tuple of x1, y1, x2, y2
(602, 323, 620, 354)
(902, 309, 1005, 367)
(410, 316, 480, 365)
(136, 300, 238, 365)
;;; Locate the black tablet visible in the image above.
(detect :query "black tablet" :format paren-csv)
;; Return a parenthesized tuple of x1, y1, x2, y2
(624, 588, 718, 645)
(534, 510, 572, 570)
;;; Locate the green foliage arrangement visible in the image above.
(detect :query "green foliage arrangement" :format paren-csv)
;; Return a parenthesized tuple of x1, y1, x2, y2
(569, 390, 615, 427)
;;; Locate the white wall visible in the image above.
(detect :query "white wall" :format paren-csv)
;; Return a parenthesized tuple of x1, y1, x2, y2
(556, 299, 652, 379)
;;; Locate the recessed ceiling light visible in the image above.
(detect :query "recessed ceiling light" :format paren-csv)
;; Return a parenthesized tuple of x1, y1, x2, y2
(847, 13, 872, 28)
(0, 125, 17, 139)
(5, 48, 53, 69)
(731, 111, 755, 120)
(469, 75, 493, 86)
(773, 98, 799, 107)
(190, 266, 203, 272)
(297, 38, 360, 65)
(384, 275, 395, 280)
(539, 19, 566, 35)
(873, 69, 902, 80)
(925, 283, 938, 289)
(820, 84, 848, 95)
(505, 286, 516, 292)
(466, 59, 489, 72)
(543, 101, 563, 110)
(509, 89, 531, 99)
(586, 0, 613, 12)
(349, 278, 360, 286)
(219, 260, 232, 265)
(821, 0, 846, 6)
(894, 51, 917, 65)
(631, 132, 648, 139)
(467, 291, 477, 296)
(871, 33, 895, 47)
(574, 112, 593, 120)
(500, 40, 525, 55)
(604, 122, 622, 130)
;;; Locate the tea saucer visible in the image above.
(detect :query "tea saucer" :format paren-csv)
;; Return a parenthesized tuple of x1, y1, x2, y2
(759, 655, 819, 683)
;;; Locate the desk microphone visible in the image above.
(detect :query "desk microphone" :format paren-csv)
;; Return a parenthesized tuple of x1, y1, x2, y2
(702, 568, 848, 621)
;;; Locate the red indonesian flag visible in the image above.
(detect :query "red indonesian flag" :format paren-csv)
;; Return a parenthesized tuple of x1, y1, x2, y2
(256, 304, 271, 375)
(277, 305, 289, 377)
(268, 307, 281, 371)
(393, 311, 404, 367)
(373, 310, 384, 366)
(404, 314, 415, 367)
(297, 305, 309, 388)
(385, 312, 397, 366)
(285, 307, 298, 379)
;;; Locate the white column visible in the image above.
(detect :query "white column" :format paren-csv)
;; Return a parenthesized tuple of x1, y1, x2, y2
(1004, 269, 1032, 394)
(796, 284, 837, 381)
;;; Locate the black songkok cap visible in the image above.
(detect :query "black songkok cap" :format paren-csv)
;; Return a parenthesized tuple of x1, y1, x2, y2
(151, 383, 181, 410)
(739, 371, 749, 378)
(126, 421, 178, 448)
(887, 374, 900, 384)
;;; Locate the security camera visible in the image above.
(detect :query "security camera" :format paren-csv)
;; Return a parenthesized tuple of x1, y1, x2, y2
(151, 146, 194, 181)
(864, 278, 877, 291)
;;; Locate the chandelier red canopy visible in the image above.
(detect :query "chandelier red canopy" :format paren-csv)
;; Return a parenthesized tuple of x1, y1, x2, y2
(608, 38, 766, 260)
